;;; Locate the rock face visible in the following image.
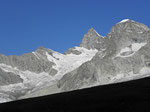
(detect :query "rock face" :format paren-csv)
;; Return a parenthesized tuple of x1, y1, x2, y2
(58, 19, 150, 92)
(0, 47, 56, 75)
(0, 68, 23, 86)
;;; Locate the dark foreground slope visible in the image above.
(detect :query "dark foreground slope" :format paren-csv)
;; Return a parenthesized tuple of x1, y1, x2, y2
(1, 77, 150, 112)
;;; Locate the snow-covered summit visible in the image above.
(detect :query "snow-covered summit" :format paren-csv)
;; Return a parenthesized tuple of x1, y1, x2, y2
(119, 19, 131, 23)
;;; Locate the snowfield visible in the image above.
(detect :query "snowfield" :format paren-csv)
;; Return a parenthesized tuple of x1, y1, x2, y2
(46, 47, 98, 80)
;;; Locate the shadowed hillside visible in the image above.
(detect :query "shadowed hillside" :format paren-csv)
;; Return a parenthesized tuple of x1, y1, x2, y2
(0, 76, 150, 112)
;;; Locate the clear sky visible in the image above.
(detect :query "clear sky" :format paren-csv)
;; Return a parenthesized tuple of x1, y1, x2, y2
(0, 0, 150, 55)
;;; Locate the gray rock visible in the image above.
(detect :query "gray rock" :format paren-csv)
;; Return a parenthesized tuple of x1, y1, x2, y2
(80, 28, 104, 50)
(0, 68, 23, 86)
(0, 47, 59, 86)
(64, 47, 82, 55)
(0, 47, 57, 75)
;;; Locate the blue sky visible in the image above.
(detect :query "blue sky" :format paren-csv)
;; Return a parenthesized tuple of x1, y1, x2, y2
(0, 0, 150, 55)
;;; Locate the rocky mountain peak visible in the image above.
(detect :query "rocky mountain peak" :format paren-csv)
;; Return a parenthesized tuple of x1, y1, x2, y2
(106, 19, 150, 54)
(87, 27, 102, 37)
(111, 19, 150, 33)
(35, 46, 55, 56)
(80, 28, 103, 50)
(88, 27, 94, 31)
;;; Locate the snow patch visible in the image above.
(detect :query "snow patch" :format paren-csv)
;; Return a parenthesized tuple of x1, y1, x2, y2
(116, 47, 134, 58)
(0, 64, 53, 83)
(46, 52, 58, 64)
(0, 64, 28, 81)
(131, 43, 147, 51)
(120, 47, 131, 54)
(116, 42, 147, 58)
(119, 19, 130, 23)
(32, 52, 40, 59)
(140, 67, 150, 74)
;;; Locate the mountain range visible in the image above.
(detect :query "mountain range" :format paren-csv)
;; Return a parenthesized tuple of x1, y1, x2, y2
(0, 19, 150, 103)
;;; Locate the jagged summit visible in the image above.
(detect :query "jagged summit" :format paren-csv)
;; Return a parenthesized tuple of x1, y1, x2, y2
(88, 27, 94, 31)
(80, 28, 103, 50)
(87, 27, 103, 37)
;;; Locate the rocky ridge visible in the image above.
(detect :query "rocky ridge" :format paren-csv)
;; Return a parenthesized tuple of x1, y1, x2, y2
(58, 19, 150, 92)
(0, 45, 97, 103)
